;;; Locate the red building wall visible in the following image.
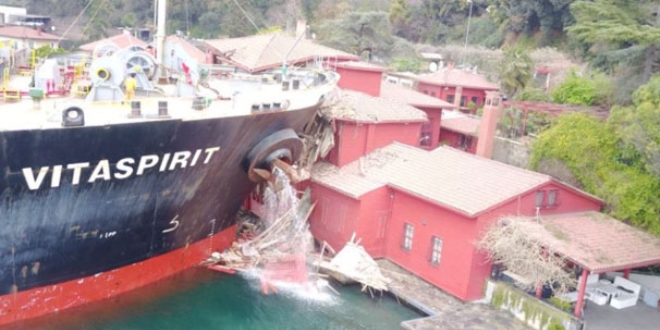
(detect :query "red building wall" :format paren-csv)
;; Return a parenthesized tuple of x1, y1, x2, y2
(386, 189, 479, 300)
(308, 184, 362, 251)
(335, 67, 383, 97)
(439, 130, 478, 154)
(308, 184, 392, 258)
(417, 82, 491, 111)
(327, 122, 368, 167)
(372, 123, 423, 150)
(465, 183, 604, 300)
(327, 121, 423, 167)
(352, 188, 392, 258)
(416, 106, 442, 150)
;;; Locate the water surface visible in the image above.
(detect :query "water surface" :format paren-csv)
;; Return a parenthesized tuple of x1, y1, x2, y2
(7, 268, 422, 330)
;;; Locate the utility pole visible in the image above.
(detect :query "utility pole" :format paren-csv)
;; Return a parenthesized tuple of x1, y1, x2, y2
(463, 0, 473, 65)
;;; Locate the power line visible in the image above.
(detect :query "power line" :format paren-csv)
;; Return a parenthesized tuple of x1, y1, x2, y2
(230, 0, 261, 32)
(58, 0, 96, 43)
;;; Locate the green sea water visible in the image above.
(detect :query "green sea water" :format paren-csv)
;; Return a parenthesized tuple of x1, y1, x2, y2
(7, 268, 422, 330)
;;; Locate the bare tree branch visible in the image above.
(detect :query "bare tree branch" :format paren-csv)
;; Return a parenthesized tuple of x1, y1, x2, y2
(477, 217, 576, 295)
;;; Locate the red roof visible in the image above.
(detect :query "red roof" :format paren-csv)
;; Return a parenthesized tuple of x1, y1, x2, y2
(80, 33, 148, 52)
(313, 143, 553, 216)
(513, 212, 660, 273)
(441, 110, 481, 136)
(204, 33, 359, 73)
(327, 90, 428, 124)
(0, 26, 60, 41)
(380, 81, 456, 109)
(417, 68, 499, 90)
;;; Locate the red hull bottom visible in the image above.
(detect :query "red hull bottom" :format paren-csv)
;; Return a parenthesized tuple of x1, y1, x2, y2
(0, 225, 236, 326)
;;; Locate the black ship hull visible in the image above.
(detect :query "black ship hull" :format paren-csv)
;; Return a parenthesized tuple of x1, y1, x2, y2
(0, 106, 317, 322)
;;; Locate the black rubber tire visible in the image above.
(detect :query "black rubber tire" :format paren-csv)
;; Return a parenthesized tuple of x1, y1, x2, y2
(244, 129, 304, 183)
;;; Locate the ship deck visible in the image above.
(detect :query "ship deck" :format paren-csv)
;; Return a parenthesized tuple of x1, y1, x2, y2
(0, 72, 333, 132)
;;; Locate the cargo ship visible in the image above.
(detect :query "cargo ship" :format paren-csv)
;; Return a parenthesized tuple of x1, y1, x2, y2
(0, 1, 338, 324)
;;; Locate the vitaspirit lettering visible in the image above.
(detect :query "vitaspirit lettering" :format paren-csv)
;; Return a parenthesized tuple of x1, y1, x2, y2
(22, 146, 221, 190)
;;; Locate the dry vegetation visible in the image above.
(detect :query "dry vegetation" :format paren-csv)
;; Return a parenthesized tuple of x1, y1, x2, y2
(477, 217, 577, 295)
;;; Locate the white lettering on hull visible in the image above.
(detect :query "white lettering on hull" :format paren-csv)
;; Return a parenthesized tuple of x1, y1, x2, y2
(21, 147, 222, 190)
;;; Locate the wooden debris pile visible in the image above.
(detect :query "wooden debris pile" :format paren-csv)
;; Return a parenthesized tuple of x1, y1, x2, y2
(316, 234, 391, 294)
(204, 169, 315, 279)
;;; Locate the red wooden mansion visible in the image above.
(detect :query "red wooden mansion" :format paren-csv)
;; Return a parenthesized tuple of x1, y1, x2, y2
(250, 60, 660, 311)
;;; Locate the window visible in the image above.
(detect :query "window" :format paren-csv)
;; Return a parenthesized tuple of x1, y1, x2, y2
(457, 135, 472, 150)
(536, 189, 560, 208)
(547, 189, 558, 206)
(471, 96, 479, 106)
(430, 236, 443, 265)
(402, 223, 414, 251)
(446, 95, 455, 104)
(535, 191, 545, 208)
(420, 123, 432, 147)
(460, 96, 467, 107)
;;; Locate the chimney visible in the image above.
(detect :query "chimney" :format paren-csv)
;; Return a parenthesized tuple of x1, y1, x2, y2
(453, 86, 462, 108)
(475, 91, 502, 159)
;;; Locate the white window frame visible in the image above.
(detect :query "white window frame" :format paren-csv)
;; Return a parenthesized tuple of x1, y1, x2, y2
(403, 223, 414, 251)
(430, 236, 443, 265)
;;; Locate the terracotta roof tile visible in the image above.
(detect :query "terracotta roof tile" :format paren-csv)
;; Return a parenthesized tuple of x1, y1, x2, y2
(380, 81, 456, 109)
(441, 110, 481, 136)
(417, 68, 499, 90)
(0, 26, 60, 41)
(388, 145, 550, 215)
(311, 161, 386, 198)
(312, 143, 551, 215)
(204, 33, 359, 72)
(514, 212, 660, 273)
(327, 90, 428, 123)
(80, 33, 148, 52)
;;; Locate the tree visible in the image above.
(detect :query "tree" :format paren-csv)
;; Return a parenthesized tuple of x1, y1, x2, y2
(487, 0, 575, 46)
(388, 0, 408, 27)
(82, 0, 114, 41)
(531, 106, 660, 236)
(198, 12, 222, 38)
(315, 12, 394, 60)
(609, 76, 660, 177)
(551, 70, 612, 106)
(388, 57, 420, 72)
(498, 47, 534, 97)
(567, 1, 660, 87)
(478, 216, 576, 295)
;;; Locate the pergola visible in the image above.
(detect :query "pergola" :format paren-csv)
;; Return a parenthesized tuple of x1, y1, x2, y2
(514, 211, 660, 318)
(501, 101, 610, 136)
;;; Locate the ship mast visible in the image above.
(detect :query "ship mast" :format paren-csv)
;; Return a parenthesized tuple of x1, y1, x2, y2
(155, 0, 167, 81)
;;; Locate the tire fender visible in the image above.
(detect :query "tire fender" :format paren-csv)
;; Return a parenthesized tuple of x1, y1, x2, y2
(244, 129, 304, 183)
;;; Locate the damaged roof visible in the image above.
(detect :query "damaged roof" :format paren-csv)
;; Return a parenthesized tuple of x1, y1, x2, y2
(204, 33, 358, 73)
(513, 212, 660, 273)
(312, 143, 552, 216)
(325, 90, 428, 124)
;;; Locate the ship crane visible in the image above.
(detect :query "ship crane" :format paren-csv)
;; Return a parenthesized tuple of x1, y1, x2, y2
(85, 47, 159, 102)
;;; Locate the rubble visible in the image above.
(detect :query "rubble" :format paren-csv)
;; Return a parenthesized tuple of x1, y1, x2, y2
(315, 234, 391, 294)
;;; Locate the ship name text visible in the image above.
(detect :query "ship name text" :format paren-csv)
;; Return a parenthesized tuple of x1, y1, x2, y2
(22, 147, 221, 190)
